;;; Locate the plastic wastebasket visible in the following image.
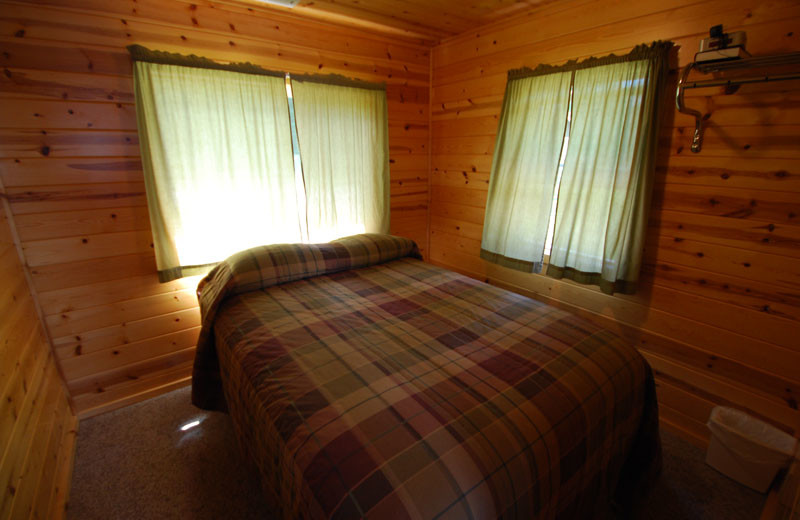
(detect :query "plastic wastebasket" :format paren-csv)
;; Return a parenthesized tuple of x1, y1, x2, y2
(706, 406, 798, 493)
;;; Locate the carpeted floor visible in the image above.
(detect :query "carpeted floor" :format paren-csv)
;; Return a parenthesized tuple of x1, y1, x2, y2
(629, 431, 766, 520)
(67, 385, 766, 519)
(68, 386, 270, 520)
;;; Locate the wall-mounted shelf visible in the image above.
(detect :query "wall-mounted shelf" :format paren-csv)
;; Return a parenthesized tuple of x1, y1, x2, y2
(675, 51, 800, 153)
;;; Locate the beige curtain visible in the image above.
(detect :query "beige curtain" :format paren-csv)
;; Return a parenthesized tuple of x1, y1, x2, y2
(133, 62, 300, 282)
(547, 49, 669, 294)
(290, 79, 390, 243)
(480, 71, 572, 272)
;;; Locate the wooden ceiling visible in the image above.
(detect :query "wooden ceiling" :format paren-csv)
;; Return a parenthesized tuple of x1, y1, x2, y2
(233, 0, 556, 44)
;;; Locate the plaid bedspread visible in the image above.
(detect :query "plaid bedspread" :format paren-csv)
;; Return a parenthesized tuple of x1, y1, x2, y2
(193, 234, 660, 519)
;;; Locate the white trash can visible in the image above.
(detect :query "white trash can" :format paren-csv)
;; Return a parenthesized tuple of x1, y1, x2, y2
(706, 406, 797, 493)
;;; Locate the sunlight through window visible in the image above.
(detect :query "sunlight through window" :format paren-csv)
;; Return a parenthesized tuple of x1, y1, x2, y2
(543, 87, 573, 258)
(179, 419, 202, 432)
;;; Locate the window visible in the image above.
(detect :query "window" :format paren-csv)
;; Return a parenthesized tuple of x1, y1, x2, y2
(290, 76, 390, 244)
(130, 47, 389, 282)
(543, 105, 571, 258)
(481, 42, 672, 295)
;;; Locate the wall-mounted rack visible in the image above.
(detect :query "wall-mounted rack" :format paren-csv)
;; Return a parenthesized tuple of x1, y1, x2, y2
(675, 51, 800, 153)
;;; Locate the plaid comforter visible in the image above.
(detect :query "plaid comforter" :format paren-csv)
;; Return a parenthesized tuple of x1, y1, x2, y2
(193, 234, 660, 519)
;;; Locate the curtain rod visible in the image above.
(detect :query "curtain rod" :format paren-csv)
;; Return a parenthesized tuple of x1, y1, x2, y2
(507, 41, 673, 80)
(289, 72, 385, 91)
(126, 45, 386, 90)
(126, 45, 285, 78)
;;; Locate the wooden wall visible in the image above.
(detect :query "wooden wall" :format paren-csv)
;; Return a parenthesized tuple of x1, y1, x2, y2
(0, 0, 430, 417)
(429, 0, 800, 444)
(1, 186, 77, 517)
(2, 0, 798, 448)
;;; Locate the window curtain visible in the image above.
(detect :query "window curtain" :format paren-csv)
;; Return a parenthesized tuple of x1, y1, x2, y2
(290, 77, 390, 243)
(479, 71, 572, 272)
(481, 42, 671, 294)
(132, 49, 301, 282)
(546, 45, 670, 294)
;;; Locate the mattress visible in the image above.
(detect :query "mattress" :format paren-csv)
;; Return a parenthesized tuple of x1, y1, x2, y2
(192, 234, 660, 519)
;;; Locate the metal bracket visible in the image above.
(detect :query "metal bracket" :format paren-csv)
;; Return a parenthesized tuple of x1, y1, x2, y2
(676, 63, 704, 153)
(675, 52, 800, 154)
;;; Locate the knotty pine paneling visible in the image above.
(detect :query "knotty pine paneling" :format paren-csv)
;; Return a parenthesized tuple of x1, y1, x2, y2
(0, 0, 431, 417)
(430, 0, 800, 445)
(234, 0, 558, 43)
(0, 187, 77, 518)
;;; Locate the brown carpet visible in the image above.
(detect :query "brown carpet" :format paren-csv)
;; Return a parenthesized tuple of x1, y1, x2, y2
(67, 385, 766, 519)
(68, 386, 270, 520)
(628, 430, 766, 520)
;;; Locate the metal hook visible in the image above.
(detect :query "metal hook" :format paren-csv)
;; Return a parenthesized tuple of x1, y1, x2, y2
(675, 52, 800, 154)
(676, 63, 704, 153)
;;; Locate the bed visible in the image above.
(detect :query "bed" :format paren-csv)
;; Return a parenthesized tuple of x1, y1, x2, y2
(192, 233, 660, 519)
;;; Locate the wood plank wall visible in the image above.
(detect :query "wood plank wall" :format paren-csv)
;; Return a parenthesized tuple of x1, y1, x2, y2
(429, 0, 800, 445)
(0, 0, 431, 417)
(1, 188, 77, 518)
